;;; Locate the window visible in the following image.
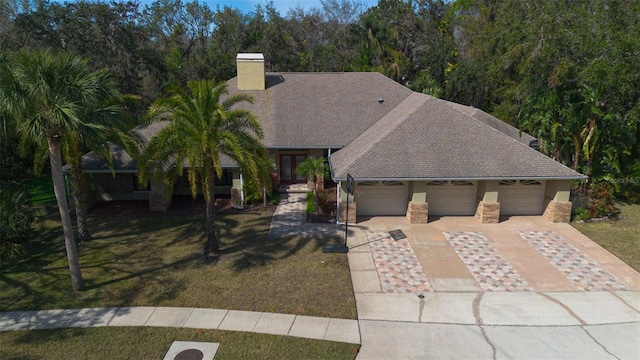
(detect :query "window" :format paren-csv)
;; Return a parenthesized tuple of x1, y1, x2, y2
(499, 180, 516, 186)
(521, 180, 542, 186)
(356, 181, 378, 186)
(382, 181, 405, 186)
(451, 181, 474, 186)
(426, 181, 447, 186)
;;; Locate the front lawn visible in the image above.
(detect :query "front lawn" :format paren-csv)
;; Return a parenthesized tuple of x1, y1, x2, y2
(572, 203, 640, 272)
(0, 327, 359, 359)
(0, 200, 356, 320)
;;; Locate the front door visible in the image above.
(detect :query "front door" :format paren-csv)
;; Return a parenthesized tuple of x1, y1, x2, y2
(280, 154, 307, 183)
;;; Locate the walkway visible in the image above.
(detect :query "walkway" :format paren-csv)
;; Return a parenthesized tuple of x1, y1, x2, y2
(0, 306, 360, 344)
(268, 190, 343, 238)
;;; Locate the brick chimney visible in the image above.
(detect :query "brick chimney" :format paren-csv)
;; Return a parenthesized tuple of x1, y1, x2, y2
(236, 53, 265, 90)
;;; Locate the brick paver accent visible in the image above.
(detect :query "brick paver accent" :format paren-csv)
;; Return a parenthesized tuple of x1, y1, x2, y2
(368, 231, 433, 293)
(519, 231, 628, 291)
(444, 232, 532, 291)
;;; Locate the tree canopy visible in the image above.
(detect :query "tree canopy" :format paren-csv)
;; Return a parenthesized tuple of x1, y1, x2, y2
(1, 0, 638, 198)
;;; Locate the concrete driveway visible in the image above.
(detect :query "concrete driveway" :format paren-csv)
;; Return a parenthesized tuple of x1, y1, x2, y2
(347, 215, 640, 359)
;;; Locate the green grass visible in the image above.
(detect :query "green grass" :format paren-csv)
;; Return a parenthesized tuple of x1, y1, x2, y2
(0, 327, 360, 359)
(572, 203, 640, 272)
(0, 204, 357, 320)
(26, 174, 56, 205)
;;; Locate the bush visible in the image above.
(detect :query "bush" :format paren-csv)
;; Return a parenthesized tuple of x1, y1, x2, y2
(306, 191, 316, 214)
(586, 181, 618, 218)
(574, 207, 590, 221)
(0, 186, 42, 259)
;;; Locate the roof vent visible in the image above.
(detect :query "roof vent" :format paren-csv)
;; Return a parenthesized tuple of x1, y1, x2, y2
(529, 139, 539, 151)
(378, 98, 384, 103)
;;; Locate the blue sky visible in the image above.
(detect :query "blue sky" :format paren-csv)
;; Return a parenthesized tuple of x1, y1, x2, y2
(146, 0, 379, 15)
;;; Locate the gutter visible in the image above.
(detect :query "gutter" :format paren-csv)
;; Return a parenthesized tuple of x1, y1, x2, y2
(330, 175, 588, 182)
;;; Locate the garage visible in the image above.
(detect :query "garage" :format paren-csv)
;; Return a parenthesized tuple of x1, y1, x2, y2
(355, 181, 408, 215)
(498, 180, 545, 215)
(426, 181, 477, 216)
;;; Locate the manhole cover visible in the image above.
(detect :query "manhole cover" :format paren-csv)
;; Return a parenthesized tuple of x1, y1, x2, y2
(174, 349, 204, 360)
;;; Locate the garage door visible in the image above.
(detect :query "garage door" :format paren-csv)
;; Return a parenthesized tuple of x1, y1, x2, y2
(426, 181, 477, 216)
(498, 180, 545, 215)
(355, 181, 408, 216)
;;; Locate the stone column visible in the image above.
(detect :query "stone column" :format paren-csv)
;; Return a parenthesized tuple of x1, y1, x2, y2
(148, 177, 171, 211)
(475, 201, 500, 223)
(544, 201, 572, 222)
(231, 169, 243, 207)
(339, 201, 357, 224)
(406, 201, 428, 224)
(476, 180, 500, 223)
(543, 180, 572, 222)
(407, 181, 428, 223)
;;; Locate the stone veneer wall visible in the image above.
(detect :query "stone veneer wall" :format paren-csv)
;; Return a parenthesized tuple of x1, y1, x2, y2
(544, 200, 572, 223)
(406, 201, 428, 224)
(475, 201, 500, 223)
(339, 202, 356, 224)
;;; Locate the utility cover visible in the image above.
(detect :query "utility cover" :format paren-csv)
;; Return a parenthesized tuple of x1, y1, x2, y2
(388, 229, 407, 241)
(323, 244, 349, 253)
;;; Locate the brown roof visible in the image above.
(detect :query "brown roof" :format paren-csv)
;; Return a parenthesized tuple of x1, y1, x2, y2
(330, 94, 585, 180)
(80, 71, 584, 181)
(77, 121, 237, 173)
(226, 72, 413, 147)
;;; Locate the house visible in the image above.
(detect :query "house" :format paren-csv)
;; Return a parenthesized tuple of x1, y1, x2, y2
(77, 53, 586, 223)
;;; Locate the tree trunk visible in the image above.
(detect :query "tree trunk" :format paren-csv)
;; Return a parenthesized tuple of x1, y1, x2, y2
(312, 180, 321, 215)
(203, 168, 219, 256)
(72, 170, 91, 242)
(48, 137, 84, 292)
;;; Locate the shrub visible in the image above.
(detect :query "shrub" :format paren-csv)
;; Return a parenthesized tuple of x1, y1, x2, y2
(586, 181, 618, 218)
(574, 207, 590, 221)
(306, 191, 316, 214)
(1, 186, 42, 259)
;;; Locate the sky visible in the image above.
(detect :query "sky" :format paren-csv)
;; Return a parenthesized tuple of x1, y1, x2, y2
(150, 0, 380, 15)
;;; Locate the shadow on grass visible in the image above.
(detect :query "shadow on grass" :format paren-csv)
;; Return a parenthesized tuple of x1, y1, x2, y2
(0, 198, 340, 311)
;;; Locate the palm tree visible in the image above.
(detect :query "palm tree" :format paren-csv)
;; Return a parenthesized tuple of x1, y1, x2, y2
(296, 156, 328, 215)
(0, 50, 128, 291)
(62, 100, 140, 243)
(140, 79, 270, 256)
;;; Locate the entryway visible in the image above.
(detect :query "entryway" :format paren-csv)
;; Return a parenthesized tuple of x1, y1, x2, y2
(279, 154, 307, 183)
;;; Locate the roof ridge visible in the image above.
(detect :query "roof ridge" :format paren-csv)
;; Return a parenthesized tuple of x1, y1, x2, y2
(334, 92, 430, 174)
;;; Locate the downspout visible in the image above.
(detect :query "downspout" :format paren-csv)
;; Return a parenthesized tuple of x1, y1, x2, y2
(240, 172, 245, 208)
(336, 181, 341, 224)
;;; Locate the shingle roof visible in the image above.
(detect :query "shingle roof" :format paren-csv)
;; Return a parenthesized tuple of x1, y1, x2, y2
(77, 121, 237, 173)
(226, 72, 413, 147)
(79, 70, 584, 182)
(330, 94, 585, 180)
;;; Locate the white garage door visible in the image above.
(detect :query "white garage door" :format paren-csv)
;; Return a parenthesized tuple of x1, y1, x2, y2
(498, 180, 545, 215)
(355, 181, 408, 216)
(426, 181, 477, 216)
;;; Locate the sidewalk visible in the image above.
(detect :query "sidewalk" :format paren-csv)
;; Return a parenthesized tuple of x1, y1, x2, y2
(0, 306, 360, 344)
